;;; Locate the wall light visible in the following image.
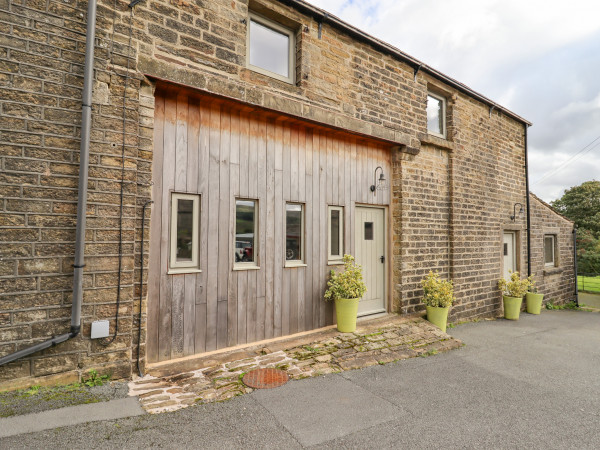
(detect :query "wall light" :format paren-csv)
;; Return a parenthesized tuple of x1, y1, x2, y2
(370, 166, 387, 195)
(510, 202, 524, 222)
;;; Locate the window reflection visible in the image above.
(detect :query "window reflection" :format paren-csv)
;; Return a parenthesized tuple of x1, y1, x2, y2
(427, 94, 443, 135)
(286, 203, 303, 261)
(249, 19, 290, 78)
(331, 209, 340, 256)
(235, 200, 256, 264)
(176, 199, 194, 261)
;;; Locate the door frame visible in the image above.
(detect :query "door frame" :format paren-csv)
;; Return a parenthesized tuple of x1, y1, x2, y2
(354, 203, 389, 316)
(501, 225, 522, 279)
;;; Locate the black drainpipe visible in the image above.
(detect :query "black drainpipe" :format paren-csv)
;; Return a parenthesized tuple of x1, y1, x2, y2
(573, 226, 579, 305)
(0, 0, 97, 367)
(525, 125, 531, 277)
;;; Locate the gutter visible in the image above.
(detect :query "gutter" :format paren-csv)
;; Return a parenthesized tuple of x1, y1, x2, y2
(525, 125, 531, 277)
(283, 0, 532, 126)
(0, 0, 97, 367)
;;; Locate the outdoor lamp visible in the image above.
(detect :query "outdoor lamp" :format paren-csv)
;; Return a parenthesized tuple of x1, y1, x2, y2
(370, 166, 387, 194)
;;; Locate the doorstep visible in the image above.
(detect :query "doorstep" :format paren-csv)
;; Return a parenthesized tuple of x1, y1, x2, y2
(130, 314, 463, 414)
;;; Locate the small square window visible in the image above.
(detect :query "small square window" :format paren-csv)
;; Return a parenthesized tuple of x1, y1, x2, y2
(544, 235, 556, 267)
(248, 13, 295, 84)
(170, 193, 200, 272)
(235, 199, 258, 267)
(427, 92, 446, 138)
(285, 203, 304, 264)
(328, 206, 344, 262)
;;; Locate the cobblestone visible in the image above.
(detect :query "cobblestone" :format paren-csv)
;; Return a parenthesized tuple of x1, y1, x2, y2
(129, 317, 462, 414)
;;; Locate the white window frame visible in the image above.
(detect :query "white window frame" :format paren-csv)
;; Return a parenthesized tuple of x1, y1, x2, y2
(328, 206, 344, 263)
(247, 12, 295, 84)
(169, 192, 200, 273)
(285, 202, 305, 267)
(427, 92, 447, 139)
(544, 234, 556, 267)
(234, 198, 260, 270)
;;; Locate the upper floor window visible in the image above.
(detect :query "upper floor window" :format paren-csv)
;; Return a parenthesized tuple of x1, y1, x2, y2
(248, 13, 295, 84)
(427, 92, 446, 138)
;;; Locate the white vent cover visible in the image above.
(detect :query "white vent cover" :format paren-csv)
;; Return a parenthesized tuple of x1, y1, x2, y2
(90, 320, 110, 339)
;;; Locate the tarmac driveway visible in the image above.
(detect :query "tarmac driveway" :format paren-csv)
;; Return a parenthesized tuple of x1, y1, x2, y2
(1, 310, 598, 449)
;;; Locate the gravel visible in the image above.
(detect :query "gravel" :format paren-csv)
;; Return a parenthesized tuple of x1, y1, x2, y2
(0, 381, 129, 418)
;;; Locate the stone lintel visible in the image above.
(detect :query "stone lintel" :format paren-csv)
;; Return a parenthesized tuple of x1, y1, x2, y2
(139, 56, 412, 148)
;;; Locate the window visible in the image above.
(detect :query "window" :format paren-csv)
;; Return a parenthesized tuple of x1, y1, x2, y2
(169, 193, 200, 272)
(364, 221, 374, 241)
(427, 92, 446, 138)
(248, 13, 295, 83)
(544, 235, 556, 267)
(285, 203, 304, 264)
(235, 199, 258, 267)
(328, 206, 344, 262)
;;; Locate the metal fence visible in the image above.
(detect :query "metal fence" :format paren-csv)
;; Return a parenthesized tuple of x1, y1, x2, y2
(578, 273, 600, 293)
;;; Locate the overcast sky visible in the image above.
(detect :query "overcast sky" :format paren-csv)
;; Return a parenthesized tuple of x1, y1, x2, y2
(307, 0, 600, 202)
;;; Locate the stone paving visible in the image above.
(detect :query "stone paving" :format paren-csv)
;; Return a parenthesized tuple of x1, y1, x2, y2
(129, 317, 462, 414)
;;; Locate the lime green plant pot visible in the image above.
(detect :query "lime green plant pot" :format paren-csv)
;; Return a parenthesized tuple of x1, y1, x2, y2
(503, 295, 522, 320)
(426, 305, 449, 332)
(526, 293, 544, 314)
(334, 297, 360, 332)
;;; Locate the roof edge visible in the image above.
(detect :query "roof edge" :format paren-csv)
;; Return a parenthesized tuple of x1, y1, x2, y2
(281, 0, 532, 126)
(530, 192, 575, 224)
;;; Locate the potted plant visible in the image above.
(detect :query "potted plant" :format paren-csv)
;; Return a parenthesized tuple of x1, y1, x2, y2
(497, 272, 530, 320)
(324, 254, 367, 333)
(421, 271, 455, 332)
(525, 275, 544, 314)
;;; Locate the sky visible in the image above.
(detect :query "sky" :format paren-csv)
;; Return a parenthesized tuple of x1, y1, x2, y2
(307, 0, 600, 203)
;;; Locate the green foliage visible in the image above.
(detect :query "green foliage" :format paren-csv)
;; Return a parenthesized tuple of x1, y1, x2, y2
(546, 301, 580, 310)
(551, 181, 600, 236)
(498, 271, 531, 298)
(527, 275, 538, 293)
(421, 271, 454, 308)
(324, 254, 367, 301)
(578, 275, 600, 293)
(82, 369, 110, 387)
(24, 385, 41, 396)
(575, 228, 600, 273)
(551, 181, 600, 273)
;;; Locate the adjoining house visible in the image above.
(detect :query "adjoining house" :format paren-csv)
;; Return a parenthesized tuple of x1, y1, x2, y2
(0, 0, 576, 387)
(529, 193, 576, 304)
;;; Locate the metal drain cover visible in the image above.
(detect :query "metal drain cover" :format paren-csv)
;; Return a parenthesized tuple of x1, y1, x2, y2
(242, 368, 289, 389)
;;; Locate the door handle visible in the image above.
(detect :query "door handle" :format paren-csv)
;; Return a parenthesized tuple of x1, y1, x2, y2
(380, 255, 385, 263)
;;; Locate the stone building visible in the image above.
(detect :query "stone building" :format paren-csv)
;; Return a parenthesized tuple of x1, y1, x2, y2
(529, 193, 576, 304)
(0, 0, 575, 388)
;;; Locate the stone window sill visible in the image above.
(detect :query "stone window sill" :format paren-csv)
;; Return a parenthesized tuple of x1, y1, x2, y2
(543, 267, 563, 277)
(421, 134, 457, 152)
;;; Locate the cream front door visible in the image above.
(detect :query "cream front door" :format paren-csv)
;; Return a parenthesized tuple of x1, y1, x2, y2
(503, 231, 517, 280)
(355, 206, 386, 316)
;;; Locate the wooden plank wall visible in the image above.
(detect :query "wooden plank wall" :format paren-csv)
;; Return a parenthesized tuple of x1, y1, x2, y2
(147, 88, 391, 363)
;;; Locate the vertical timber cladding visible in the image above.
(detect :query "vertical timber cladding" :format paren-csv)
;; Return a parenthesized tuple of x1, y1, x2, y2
(147, 86, 392, 363)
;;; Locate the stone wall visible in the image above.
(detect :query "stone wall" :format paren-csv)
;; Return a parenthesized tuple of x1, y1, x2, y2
(529, 194, 576, 305)
(0, 0, 150, 388)
(0, 0, 542, 388)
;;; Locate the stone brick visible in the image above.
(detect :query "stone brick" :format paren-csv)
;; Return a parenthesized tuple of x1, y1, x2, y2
(33, 354, 78, 376)
(0, 326, 31, 341)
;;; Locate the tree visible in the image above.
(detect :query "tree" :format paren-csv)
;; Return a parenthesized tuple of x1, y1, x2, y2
(551, 180, 600, 237)
(551, 180, 600, 273)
